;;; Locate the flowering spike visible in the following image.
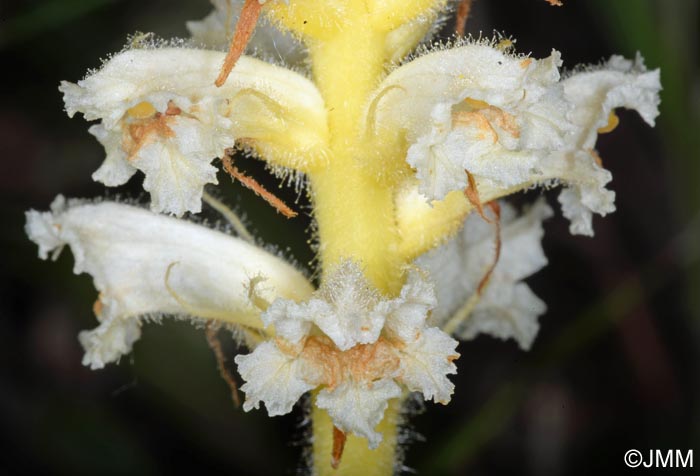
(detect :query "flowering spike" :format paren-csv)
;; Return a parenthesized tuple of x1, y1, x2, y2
(29, 0, 663, 471)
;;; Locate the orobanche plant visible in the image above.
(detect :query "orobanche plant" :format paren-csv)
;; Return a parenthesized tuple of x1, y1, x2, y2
(26, 0, 660, 473)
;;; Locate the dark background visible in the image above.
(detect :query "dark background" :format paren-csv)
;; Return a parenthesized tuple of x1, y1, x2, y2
(1, 0, 698, 475)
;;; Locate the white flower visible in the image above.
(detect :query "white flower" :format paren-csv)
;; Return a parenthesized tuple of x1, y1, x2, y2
(25, 196, 313, 369)
(316, 379, 401, 449)
(236, 340, 316, 415)
(234, 262, 459, 447)
(78, 313, 141, 370)
(417, 199, 552, 350)
(60, 47, 327, 216)
(369, 42, 661, 235)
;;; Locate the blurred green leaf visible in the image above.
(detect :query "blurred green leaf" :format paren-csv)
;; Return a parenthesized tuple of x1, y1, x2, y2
(0, 0, 117, 47)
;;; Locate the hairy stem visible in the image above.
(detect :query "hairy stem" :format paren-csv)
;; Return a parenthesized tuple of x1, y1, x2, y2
(306, 16, 407, 475)
(312, 396, 403, 476)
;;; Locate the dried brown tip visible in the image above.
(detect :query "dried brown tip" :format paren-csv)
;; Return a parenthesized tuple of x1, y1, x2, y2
(331, 426, 347, 469)
(476, 201, 502, 295)
(455, 0, 473, 36)
(215, 0, 264, 87)
(545, 0, 563, 6)
(222, 152, 298, 218)
(464, 170, 489, 222)
(205, 323, 241, 407)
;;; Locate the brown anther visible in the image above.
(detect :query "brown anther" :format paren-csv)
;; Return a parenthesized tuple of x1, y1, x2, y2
(545, 0, 563, 5)
(222, 152, 298, 218)
(476, 201, 502, 295)
(597, 111, 620, 134)
(455, 0, 472, 36)
(215, 0, 264, 87)
(205, 323, 241, 407)
(331, 426, 347, 469)
(165, 100, 182, 116)
(464, 97, 490, 110)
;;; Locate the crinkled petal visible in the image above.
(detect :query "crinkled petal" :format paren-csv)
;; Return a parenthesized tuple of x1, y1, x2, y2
(88, 124, 137, 186)
(25, 197, 313, 367)
(60, 47, 327, 215)
(261, 262, 385, 350)
(78, 314, 141, 370)
(314, 262, 385, 351)
(382, 269, 437, 343)
(369, 43, 562, 144)
(396, 327, 458, 404)
(261, 297, 322, 344)
(461, 283, 545, 350)
(562, 53, 661, 149)
(417, 199, 551, 349)
(538, 149, 615, 236)
(235, 341, 315, 415)
(379, 43, 660, 236)
(405, 103, 469, 200)
(316, 379, 402, 449)
(133, 116, 222, 216)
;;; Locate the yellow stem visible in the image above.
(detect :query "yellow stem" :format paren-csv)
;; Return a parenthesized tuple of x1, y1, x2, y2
(297, 2, 454, 472)
(308, 28, 405, 294)
(312, 395, 403, 476)
(306, 17, 406, 475)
